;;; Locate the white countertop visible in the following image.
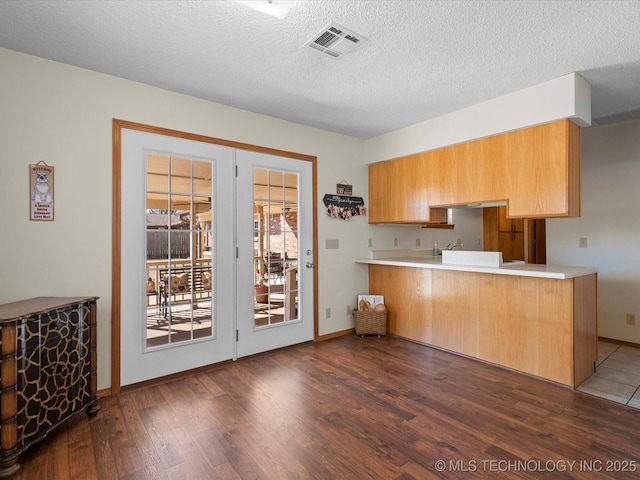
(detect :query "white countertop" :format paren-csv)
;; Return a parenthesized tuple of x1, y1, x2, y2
(355, 250, 597, 279)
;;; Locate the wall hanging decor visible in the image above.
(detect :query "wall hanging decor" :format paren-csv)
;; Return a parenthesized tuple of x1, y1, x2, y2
(29, 161, 54, 221)
(323, 193, 365, 220)
(336, 180, 353, 195)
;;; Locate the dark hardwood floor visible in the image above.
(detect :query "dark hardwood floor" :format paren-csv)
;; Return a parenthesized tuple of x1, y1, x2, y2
(14, 335, 640, 479)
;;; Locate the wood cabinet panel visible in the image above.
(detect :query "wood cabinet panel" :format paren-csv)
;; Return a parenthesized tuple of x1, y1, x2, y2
(528, 219, 547, 264)
(498, 232, 525, 261)
(452, 135, 506, 206)
(482, 206, 500, 252)
(367, 158, 392, 221)
(368, 153, 435, 223)
(504, 120, 578, 218)
(498, 206, 524, 232)
(431, 270, 480, 356)
(484, 206, 526, 261)
(368, 265, 597, 388)
(368, 265, 432, 343)
(574, 274, 598, 386)
(368, 119, 580, 223)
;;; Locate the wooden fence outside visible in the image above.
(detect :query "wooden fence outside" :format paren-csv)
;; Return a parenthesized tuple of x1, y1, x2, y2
(147, 230, 190, 260)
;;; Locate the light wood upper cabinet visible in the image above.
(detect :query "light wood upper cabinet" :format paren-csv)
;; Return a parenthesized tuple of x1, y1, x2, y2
(368, 119, 581, 223)
(368, 153, 431, 222)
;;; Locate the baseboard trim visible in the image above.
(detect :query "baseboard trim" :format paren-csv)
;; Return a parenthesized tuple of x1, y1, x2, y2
(98, 388, 112, 398)
(599, 336, 640, 349)
(316, 328, 354, 341)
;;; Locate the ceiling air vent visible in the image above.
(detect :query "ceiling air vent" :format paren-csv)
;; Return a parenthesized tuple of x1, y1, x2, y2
(304, 22, 367, 57)
(591, 107, 640, 126)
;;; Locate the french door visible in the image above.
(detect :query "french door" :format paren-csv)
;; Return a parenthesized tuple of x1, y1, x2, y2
(120, 129, 235, 386)
(236, 150, 314, 357)
(119, 128, 314, 386)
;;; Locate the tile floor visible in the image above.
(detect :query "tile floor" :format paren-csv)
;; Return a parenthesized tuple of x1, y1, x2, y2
(577, 341, 640, 408)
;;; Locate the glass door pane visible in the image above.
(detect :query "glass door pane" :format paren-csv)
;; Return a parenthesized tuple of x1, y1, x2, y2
(146, 153, 213, 348)
(253, 167, 299, 327)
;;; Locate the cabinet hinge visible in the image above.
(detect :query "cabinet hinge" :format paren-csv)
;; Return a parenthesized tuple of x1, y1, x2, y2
(235, 165, 238, 177)
(236, 246, 239, 258)
(236, 330, 239, 342)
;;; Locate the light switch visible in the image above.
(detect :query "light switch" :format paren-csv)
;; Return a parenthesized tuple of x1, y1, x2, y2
(579, 237, 587, 248)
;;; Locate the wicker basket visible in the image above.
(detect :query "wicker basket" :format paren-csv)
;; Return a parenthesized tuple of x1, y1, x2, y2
(353, 309, 387, 337)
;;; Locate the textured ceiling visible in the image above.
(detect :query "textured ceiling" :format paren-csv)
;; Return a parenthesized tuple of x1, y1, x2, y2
(1, 0, 639, 138)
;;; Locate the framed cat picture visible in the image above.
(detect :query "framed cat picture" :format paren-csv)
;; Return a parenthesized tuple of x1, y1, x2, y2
(29, 161, 55, 221)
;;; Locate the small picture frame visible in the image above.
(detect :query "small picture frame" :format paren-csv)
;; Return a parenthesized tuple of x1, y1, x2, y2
(29, 161, 55, 221)
(336, 182, 352, 195)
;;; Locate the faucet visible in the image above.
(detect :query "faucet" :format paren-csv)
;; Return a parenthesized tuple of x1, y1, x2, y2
(444, 242, 463, 251)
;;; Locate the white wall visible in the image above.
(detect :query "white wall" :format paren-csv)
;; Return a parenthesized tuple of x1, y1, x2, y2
(0, 48, 369, 390)
(367, 208, 484, 253)
(547, 118, 640, 343)
(364, 72, 591, 164)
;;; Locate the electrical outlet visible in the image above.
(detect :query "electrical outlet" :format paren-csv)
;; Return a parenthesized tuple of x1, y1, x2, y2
(579, 237, 588, 248)
(456, 238, 463, 246)
(347, 305, 352, 315)
(394, 238, 398, 247)
(368, 238, 372, 248)
(326, 307, 331, 319)
(415, 238, 421, 247)
(626, 314, 636, 326)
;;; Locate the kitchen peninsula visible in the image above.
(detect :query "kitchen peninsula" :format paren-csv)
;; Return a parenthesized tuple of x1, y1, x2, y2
(356, 251, 597, 388)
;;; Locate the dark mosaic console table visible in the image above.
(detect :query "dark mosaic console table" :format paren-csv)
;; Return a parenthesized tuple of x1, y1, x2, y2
(0, 297, 99, 478)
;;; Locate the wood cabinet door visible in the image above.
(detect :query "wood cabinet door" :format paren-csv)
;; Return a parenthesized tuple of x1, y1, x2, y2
(368, 156, 431, 223)
(529, 219, 547, 264)
(368, 160, 390, 223)
(483, 207, 499, 251)
(498, 206, 524, 232)
(498, 232, 525, 261)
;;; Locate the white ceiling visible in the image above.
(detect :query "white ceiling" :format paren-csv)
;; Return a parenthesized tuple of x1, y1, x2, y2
(1, 0, 639, 138)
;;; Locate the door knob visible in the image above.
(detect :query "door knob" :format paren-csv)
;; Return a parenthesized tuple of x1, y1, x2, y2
(306, 262, 314, 269)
